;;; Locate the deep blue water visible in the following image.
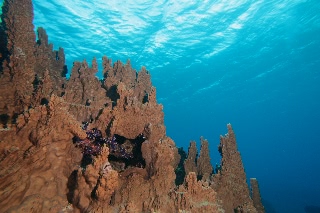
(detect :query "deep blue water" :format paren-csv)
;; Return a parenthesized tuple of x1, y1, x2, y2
(2, 0, 320, 212)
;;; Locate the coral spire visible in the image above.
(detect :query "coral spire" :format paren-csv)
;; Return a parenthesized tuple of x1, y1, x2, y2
(183, 141, 197, 175)
(0, 0, 36, 116)
(250, 178, 265, 213)
(213, 124, 256, 212)
(196, 136, 213, 181)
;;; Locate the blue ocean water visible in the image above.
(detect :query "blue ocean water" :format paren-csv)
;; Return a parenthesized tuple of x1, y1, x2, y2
(2, 0, 320, 212)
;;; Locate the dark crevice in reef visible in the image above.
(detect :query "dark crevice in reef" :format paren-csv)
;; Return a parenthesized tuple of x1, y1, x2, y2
(142, 92, 149, 104)
(66, 170, 79, 203)
(105, 119, 114, 136)
(108, 134, 146, 171)
(174, 147, 187, 185)
(109, 192, 116, 206)
(91, 183, 99, 200)
(61, 65, 68, 78)
(0, 114, 9, 128)
(106, 85, 120, 108)
(40, 98, 49, 106)
(0, 7, 9, 75)
(94, 109, 104, 121)
(80, 154, 94, 169)
(72, 126, 146, 172)
(11, 113, 19, 124)
(32, 74, 40, 92)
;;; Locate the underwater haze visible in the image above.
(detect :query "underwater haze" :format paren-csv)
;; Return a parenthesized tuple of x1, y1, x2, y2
(3, 0, 320, 212)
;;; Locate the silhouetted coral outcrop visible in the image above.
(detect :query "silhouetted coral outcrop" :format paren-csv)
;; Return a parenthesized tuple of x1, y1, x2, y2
(0, 1, 264, 212)
(212, 124, 257, 212)
(251, 178, 265, 213)
(184, 141, 198, 175)
(183, 137, 214, 182)
(174, 147, 187, 185)
(197, 137, 213, 182)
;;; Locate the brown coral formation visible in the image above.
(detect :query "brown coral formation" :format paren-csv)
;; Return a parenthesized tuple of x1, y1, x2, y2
(183, 137, 213, 182)
(250, 178, 265, 213)
(0, 95, 85, 212)
(34, 27, 67, 98)
(197, 137, 213, 182)
(0, 0, 36, 117)
(169, 172, 224, 212)
(212, 124, 257, 212)
(0, 0, 264, 212)
(184, 141, 198, 175)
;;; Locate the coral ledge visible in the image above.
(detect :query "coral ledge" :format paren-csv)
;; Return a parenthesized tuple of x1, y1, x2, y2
(0, 0, 265, 212)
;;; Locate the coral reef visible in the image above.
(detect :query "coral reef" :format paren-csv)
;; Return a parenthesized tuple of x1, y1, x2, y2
(0, 0, 264, 212)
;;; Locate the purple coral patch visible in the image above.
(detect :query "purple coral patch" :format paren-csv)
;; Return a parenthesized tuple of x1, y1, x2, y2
(74, 123, 133, 158)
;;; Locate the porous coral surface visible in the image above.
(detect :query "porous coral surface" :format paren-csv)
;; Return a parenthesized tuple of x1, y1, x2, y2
(0, 1, 264, 212)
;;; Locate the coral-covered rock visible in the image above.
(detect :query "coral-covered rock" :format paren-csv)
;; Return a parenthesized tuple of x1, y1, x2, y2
(64, 59, 110, 122)
(0, 95, 85, 212)
(170, 172, 224, 212)
(113, 137, 177, 212)
(0, 0, 36, 117)
(103, 57, 152, 104)
(103, 58, 136, 91)
(71, 146, 119, 211)
(212, 124, 257, 213)
(63, 53, 177, 212)
(250, 178, 265, 213)
(184, 141, 198, 176)
(197, 137, 213, 181)
(183, 137, 213, 182)
(34, 27, 67, 98)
